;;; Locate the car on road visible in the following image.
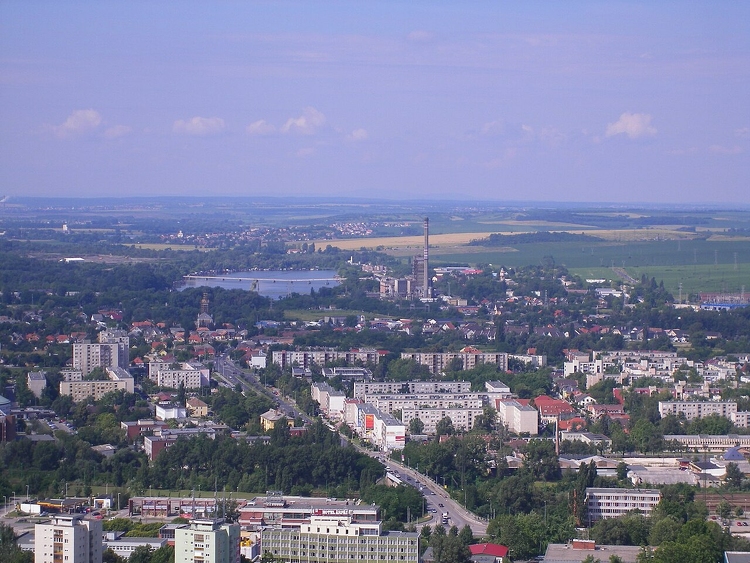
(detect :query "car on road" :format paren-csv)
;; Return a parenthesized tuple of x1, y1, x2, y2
(438, 503, 444, 507)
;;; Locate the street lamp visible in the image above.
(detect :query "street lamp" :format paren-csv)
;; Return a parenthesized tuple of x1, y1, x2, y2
(117, 493, 121, 512)
(3, 496, 6, 516)
(26, 485, 29, 502)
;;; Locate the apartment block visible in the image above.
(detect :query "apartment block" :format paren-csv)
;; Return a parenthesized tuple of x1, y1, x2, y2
(59, 366, 134, 402)
(658, 401, 737, 420)
(586, 488, 661, 522)
(149, 361, 209, 389)
(27, 370, 47, 398)
(72, 341, 121, 376)
(98, 330, 130, 369)
(261, 514, 418, 563)
(311, 382, 346, 418)
(272, 349, 384, 369)
(365, 393, 485, 415)
(400, 350, 507, 374)
(497, 399, 538, 435)
(353, 380, 471, 399)
(401, 407, 484, 434)
(174, 519, 240, 563)
(35, 515, 103, 563)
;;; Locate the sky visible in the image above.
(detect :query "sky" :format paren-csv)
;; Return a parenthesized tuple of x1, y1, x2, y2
(1, 1, 748, 204)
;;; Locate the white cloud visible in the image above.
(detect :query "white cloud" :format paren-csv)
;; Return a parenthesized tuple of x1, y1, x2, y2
(735, 127, 750, 140)
(407, 30, 433, 43)
(246, 120, 276, 136)
(346, 128, 368, 142)
(480, 119, 505, 136)
(539, 127, 566, 147)
(281, 107, 326, 135)
(605, 112, 657, 139)
(296, 147, 315, 157)
(52, 109, 102, 138)
(103, 125, 132, 139)
(173, 116, 225, 136)
(709, 144, 742, 155)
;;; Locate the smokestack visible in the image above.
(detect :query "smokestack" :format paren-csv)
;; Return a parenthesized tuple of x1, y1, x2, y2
(423, 217, 430, 297)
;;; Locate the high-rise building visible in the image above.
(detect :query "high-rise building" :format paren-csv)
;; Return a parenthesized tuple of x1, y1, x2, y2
(174, 519, 240, 563)
(35, 515, 103, 563)
(98, 330, 130, 370)
(71, 331, 129, 377)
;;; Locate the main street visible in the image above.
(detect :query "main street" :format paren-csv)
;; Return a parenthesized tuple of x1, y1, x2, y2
(214, 355, 312, 424)
(213, 355, 485, 534)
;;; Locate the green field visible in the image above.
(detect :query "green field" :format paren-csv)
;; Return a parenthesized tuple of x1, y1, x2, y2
(430, 238, 750, 296)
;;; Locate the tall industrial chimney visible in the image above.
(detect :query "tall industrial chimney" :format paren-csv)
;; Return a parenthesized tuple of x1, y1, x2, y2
(423, 217, 430, 297)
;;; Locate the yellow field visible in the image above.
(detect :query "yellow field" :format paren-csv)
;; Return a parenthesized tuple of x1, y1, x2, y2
(314, 226, 700, 253)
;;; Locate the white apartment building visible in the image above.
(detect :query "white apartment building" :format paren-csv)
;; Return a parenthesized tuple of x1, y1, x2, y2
(586, 488, 661, 522)
(272, 349, 383, 369)
(365, 393, 486, 415)
(732, 412, 750, 428)
(311, 382, 346, 418)
(401, 407, 484, 434)
(98, 330, 130, 369)
(35, 515, 103, 563)
(27, 370, 47, 398)
(72, 341, 121, 376)
(497, 399, 538, 435)
(261, 514, 419, 563)
(658, 401, 737, 420)
(149, 361, 209, 389)
(372, 412, 406, 452)
(353, 380, 471, 399)
(400, 350, 507, 374)
(59, 367, 135, 402)
(175, 519, 240, 563)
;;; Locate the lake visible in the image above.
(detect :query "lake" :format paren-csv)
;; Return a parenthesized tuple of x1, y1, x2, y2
(180, 270, 340, 299)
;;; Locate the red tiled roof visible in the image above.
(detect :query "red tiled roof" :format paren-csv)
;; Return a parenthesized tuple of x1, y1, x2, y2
(469, 543, 508, 557)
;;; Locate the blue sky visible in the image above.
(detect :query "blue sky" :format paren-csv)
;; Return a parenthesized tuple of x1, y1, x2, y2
(1, 1, 748, 203)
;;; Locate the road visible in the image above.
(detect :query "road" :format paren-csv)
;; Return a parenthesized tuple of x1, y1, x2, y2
(347, 444, 487, 536)
(214, 355, 484, 534)
(214, 355, 311, 424)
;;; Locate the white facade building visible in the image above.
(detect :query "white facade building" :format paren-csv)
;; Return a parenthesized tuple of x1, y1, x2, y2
(658, 401, 738, 420)
(149, 361, 209, 389)
(353, 380, 471, 399)
(175, 519, 240, 563)
(497, 399, 538, 435)
(35, 515, 103, 563)
(261, 514, 419, 563)
(372, 412, 406, 452)
(401, 407, 484, 434)
(586, 488, 661, 521)
(400, 351, 507, 374)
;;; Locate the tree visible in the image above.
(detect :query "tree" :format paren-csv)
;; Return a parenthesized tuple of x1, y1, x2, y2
(522, 439, 560, 481)
(429, 528, 471, 563)
(435, 417, 455, 438)
(572, 460, 597, 526)
(458, 525, 474, 547)
(409, 418, 425, 435)
(717, 500, 732, 521)
(102, 549, 124, 563)
(127, 546, 153, 563)
(725, 462, 743, 489)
